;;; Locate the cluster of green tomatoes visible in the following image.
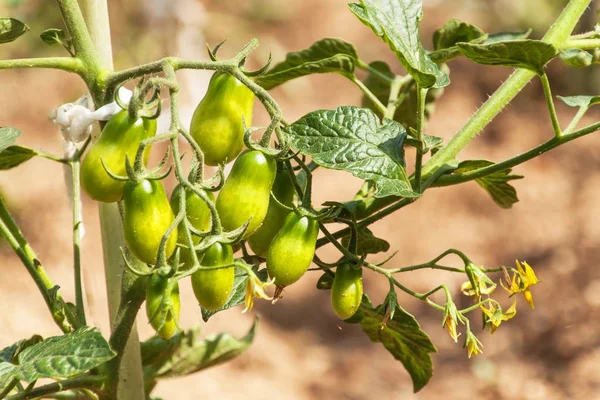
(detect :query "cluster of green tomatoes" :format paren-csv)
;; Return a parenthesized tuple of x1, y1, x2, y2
(79, 72, 363, 339)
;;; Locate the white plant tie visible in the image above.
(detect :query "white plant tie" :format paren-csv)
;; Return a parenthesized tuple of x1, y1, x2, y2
(49, 87, 133, 240)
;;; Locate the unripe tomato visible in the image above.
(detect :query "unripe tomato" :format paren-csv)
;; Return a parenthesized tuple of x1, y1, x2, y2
(146, 274, 180, 340)
(190, 72, 255, 166)
(170, 185, 214, 269)
(81, 110, 156, 203)
(123, 179, 178, 265)
(266, 212, 318, 288)
(216, 150, 276, 238)
(247, 168, 295, 257)
(331, 263, 363, 320)
(191, 242, 235, 311)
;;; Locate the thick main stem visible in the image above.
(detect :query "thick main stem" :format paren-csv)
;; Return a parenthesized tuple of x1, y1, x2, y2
(77, 0, 146, 399)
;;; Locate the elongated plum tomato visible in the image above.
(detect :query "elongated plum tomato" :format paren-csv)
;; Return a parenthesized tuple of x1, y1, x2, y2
(247, 167, 295, 257)
(170, 185, 214, 269)
(331, 263, 363, 320)
(216, 150, 276, 238)
(189, 72, 255, 166)
(123, 179, 178, 265)
(192, 242, 235, 311)
(81, 110, 156, 203)
(146, 274, 180, 340)
(266, 212, 318, 288)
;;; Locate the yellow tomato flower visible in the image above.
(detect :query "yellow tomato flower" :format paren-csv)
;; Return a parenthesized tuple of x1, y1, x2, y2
(464, 331, 483, 358)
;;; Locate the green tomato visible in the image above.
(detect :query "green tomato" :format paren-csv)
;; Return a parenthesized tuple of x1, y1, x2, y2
(146, 274, 180, 340)
(191, 242, 235, 311)
(190, 72, 255, 166)
(123, 179, 178, 265)
(266, 212, 318, 288)
(247, 167, 295, 257)
(331, 263, 363, 320)
(81, 110, 156, 203)
(170, 185, 214, 269)
(216, 150, 277, 238)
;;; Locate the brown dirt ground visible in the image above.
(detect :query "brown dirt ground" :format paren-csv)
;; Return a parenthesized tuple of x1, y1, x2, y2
(1, 1, 600, 399)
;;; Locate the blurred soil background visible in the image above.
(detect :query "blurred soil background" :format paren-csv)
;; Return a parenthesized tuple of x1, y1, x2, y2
(1, 0, 600, 399)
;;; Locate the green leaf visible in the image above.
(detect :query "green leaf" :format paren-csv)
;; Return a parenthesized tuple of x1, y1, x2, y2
(405, 132, 444, 154)
(557, 95, 600, 108)
(361, 61, 445, 130)
(454, 160, 523, 209)
(285, 106, 418, 198)
(559, 48, 593, 68)
(484, 28, 532, 44)
(40, 28, 66, 45)
(316, 273, 334, 290)
(16, 327, 115, 382)
(457, 39, 557, 74)
(0, 127, 20, 152)
(349, 0, 449, 88)
(255, 38, 358, 90)
(149, 319, 257, 378)
(0, 146, 37, 170)
(0, 18, 29, 44)
(432, 19, 486, 50)
(341, 227, 390, 255)
(0, 362, 18, 389)
(201, 267, 268, 322)
(357, 301, 436, 392)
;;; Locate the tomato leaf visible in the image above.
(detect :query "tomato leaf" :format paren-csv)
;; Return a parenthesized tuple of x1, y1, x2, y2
(355, 300, 436, 393)
(143, 319, 257, 379)
(557, 95, 600, 108)
(201, 266, 268, 322)
(255, 38, 358, 90)
(457, 39, 558, 75)
(40, 28, 67, 46)
(454, 160, 523, 209)
(559, 48, 593, 68)
(0, 328, 115, 388)
(484, 28, 532, 44)
(341, 227, 390, 255)
(0, 146, 37, 170)
(0, 18, 29, 44)
(286, 106, 418, 198)
(0, 127, 21, 153)
(349, 0, 449, 88)
(433, 18, 486, 51)
(360, 61, 445, 130)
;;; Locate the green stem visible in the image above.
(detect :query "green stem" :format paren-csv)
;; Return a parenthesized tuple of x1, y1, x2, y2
(563, 37, 600, 49)
(433, 120, 600, 186)
(413, 86, 428, 192)
(356, 59, 395, 83)
(70, 160, 86, 325)
(384, 75, 404, 119)
(564, 105, 588, 134)
(352, 76, 387, 115)
(420, 0, 592, 181)
(0, 58, 84, 74)
(0, 198, 74, 333)
(539, 73, 562, 137)
(5, 376, 104, 400)
(55, 0, 101, 75)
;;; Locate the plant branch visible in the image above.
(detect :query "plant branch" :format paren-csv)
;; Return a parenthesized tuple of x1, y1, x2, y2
(5, 376, 104, 400)
(69, 160, 86, 325)
(0, 58, 84, 74)
(539, 73, 562, 137)
(432, 120, 600, 187)
(420, 0, 592, 181)
(0, 199, 76, 333)
(352, 76, 387, 115)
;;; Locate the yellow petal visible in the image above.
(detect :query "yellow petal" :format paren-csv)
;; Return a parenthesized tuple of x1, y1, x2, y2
(523, 288, 535, 309)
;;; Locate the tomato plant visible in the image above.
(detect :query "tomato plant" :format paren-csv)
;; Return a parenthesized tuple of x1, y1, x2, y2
(0, 0, 598, 399)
